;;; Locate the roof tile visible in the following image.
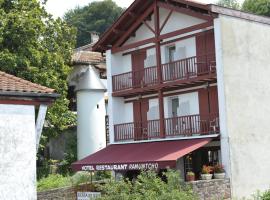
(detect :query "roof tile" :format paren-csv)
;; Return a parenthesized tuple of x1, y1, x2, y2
(0, 71, 55, 94)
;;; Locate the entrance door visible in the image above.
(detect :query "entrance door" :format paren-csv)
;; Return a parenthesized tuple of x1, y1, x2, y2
(131, 50, 146, 88)
(133, 98, 149, 140)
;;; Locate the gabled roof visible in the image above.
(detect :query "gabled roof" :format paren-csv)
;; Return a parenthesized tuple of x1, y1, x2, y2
(92, 0, 211, 52)
(72, 51, 106, 70)
(0, 71, 59, 99)
(93, 0, 270, 52)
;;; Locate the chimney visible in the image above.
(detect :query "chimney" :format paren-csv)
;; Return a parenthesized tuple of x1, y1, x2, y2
(90, 31, 99, 44)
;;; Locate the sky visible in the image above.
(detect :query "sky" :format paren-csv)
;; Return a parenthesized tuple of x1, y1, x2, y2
(45, 0, 245, 18)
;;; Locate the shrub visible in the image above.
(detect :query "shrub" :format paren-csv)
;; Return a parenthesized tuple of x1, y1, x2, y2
(37, 174, 71, 192)
(261, 190, 270, 200)
(71, 171, 93, 186)
(97, 170, 198, 200)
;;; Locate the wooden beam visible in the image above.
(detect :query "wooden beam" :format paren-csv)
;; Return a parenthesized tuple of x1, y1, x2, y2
(143, 20, 155, 34)
(159, 21, 213, 40)
(36, 104, 48, 151)
(158, 1, 213, 21)
(114, 4, 155, 48)
(112, 37, 156, 53)
(113, 21, 213, 53)
(160, 9, 173, 34)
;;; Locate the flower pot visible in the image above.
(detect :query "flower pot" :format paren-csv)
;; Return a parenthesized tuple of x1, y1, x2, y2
(201, 174, 213, 180)
(214, 173, 225, 179)
(186, 175, 195, 182)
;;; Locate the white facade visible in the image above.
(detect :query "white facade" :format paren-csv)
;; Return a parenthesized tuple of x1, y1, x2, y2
(214, 15, 270, 198)
(0, 104, 36, 200)
(70, 65, 107, 159)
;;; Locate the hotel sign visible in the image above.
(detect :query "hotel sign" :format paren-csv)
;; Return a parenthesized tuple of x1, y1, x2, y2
(81, 162, 159, 171)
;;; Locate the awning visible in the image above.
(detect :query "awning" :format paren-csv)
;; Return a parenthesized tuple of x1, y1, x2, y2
(72, 138, 213, 172)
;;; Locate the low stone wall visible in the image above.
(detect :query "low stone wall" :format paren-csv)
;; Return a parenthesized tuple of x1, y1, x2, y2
(189, 179, 231, 200)
(37, 184, 96, 200)
(38, 186, 76, 200)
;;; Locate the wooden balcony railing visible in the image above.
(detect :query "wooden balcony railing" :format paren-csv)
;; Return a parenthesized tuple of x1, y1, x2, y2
(112, 54, 216, 92)
(114, 114, 219, 142)
(112, 66, 158, 92)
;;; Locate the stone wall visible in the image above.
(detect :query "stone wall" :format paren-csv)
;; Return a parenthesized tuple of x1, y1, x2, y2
(38, 184, 96, 200)
(189, 179, 231, 200)
(38, 187, 76, 200)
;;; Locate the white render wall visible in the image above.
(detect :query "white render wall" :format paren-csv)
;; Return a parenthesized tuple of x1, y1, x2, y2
(0, 104, 36, 200)
(77, 90, 106, 159)
(215, 15, 270, 198)
(125, 8, 205, 45)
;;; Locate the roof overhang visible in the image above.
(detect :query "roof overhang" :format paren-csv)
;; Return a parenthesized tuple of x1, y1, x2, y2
(92, 0, 270, 53)
(0, 91, 60, 105)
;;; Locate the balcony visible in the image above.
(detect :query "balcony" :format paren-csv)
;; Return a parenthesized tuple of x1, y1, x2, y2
(112, 54, 216, 96)
(114, 114, 219, 143)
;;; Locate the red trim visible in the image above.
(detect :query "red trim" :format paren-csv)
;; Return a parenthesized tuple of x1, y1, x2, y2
(160, 10, 173, 34)
(112, 21, 213, 53)
(113, 4, 155, 48)
(143, 20, 155, 34)
(0, 99, 52, 106)
(157, 2, 213, 21)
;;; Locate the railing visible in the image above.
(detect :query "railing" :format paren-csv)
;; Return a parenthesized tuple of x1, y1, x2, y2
(162, 54, 216, 82)
(112, 66, 158, 92)
(165, 114, 219, 137)
(112, 54, 216, 92)
(114, 114, 219, 142)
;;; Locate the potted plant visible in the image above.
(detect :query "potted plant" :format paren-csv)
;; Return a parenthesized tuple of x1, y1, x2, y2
(213, 164, 226, 179)
(201, 165, 213, 180)
(186, 171, 195, 182)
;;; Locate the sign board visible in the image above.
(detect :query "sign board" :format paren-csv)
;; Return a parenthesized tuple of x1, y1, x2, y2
(81, 162, 160, 171)
(77, 192, 101, 200)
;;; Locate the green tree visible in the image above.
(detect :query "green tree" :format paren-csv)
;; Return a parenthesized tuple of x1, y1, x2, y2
(98, 170, 197, 200)
(64, 0, 123, 47)
(216, 0, 240, 9)
(242, 0, 270, 16)
(0, 0, 77, 149)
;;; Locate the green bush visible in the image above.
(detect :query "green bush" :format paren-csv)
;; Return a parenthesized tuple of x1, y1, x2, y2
(37, 174, 71, 192)
(97, 170, 197, 200)
(71, 171, 93, 186)
(261, 190, 270, 200)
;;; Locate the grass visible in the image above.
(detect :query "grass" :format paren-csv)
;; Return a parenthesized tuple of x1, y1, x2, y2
(37, 174, 72, 192)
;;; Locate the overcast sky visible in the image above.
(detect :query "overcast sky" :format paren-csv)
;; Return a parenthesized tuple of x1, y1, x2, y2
(45, 0, 244, 18)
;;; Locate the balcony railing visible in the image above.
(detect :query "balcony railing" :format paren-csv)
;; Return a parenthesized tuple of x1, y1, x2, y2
(112, 54, 216, 92)
(114, 114, 219, 142)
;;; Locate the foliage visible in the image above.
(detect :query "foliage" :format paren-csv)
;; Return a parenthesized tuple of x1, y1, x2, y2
(242, 0, 270, 17)
(261, 190, 270, 200)
(37, 164, 51, 180)
(37, 174, 71, 192)
(201, 165, 213, 174)
(186, 171, 195, 176)
(71, 171, 93, 186)
(216, 0, 241, 9)
(0, 0, 77, 151)
(97, 170, 197, 200)
(58, 131, 77, 175)
(64, 0, 124, 47)
(213, 164, 225, 173)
